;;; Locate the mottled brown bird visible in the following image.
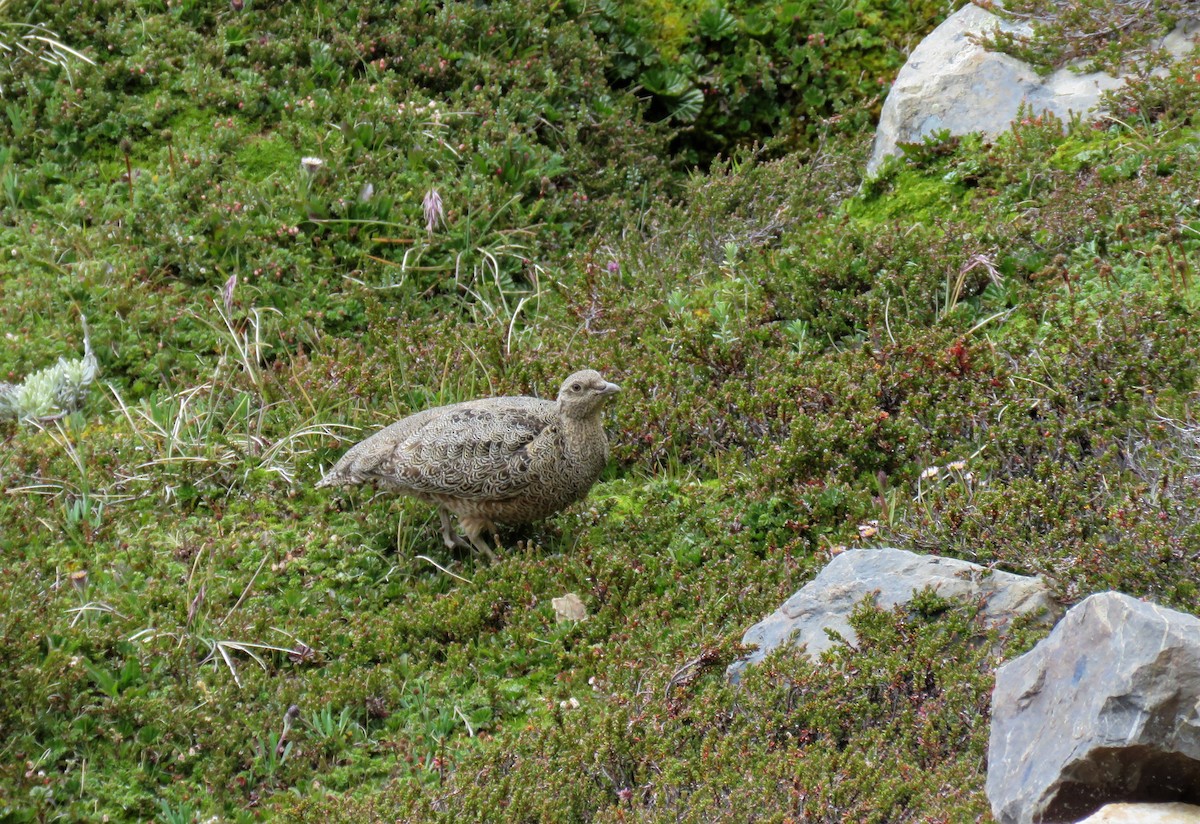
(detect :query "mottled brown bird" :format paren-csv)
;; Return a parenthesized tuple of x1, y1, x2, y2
(317, 370, 620, 561)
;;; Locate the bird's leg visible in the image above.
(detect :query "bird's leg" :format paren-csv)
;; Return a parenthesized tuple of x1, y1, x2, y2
(471, 536, 498, 565)
(483, 520, 504, 560)
(462, 518, 499, 564)
(438, 508, 473, 552)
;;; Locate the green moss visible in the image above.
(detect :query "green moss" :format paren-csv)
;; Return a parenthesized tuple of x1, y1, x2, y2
(234, 134, 301, 183)
(848, 168, 977, 225)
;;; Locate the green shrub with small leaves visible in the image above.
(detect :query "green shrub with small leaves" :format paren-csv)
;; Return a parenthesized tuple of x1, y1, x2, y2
(592, 0, 947, 162)
(975, 0, 1194, 74)
(0, 320, 97, 422)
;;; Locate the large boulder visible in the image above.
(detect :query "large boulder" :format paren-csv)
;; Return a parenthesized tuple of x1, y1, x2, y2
(987, 592, 1200, 824)
(1078, 802, 1200, 823)
(727, 547, 1057, 682)
(867, 5, 1199, 175)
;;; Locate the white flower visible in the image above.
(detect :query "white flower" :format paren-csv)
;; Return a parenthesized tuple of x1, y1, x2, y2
(559, 696, 580, 710)
(920, 466, 940, 480)
(947, 460, 967, 472)
(300, 156, 325, 174)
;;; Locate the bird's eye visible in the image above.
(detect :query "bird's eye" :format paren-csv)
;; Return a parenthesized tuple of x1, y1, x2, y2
(571, 383, 582, 392)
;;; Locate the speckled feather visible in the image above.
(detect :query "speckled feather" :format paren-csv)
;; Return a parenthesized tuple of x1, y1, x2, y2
(317, 370, 620, 558)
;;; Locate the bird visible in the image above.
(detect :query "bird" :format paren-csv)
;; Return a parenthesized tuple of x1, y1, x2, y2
(316, 370, 621, 561)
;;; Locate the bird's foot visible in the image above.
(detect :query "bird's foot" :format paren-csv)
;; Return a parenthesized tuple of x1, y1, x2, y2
(440, 524, 497, 564)
(442, 531, 474, 552)
(439, 509, 476, 553)
(469, 535, 499, 564)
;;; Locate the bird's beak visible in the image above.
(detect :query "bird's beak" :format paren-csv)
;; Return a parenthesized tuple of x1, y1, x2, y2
(600, 381, 621, 396)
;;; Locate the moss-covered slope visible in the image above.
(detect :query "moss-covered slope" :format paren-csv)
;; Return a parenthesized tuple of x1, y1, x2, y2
(1, 0, 1199, 820)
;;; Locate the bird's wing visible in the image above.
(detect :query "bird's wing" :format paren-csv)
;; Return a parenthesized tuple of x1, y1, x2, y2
(317, 404, 449, 487)
(370, 398, 556, 499)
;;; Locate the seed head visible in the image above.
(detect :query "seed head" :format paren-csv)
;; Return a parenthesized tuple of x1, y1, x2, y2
(423, 187, 444, 234)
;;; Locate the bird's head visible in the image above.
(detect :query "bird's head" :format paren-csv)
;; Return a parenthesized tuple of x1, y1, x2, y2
(557, 370, 620, 420)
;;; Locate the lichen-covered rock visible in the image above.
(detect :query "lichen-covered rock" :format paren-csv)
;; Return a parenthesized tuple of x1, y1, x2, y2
(987, 592, 1200, 824)
(867, 5, 1198, 175)
(727, 547, 1057, 682)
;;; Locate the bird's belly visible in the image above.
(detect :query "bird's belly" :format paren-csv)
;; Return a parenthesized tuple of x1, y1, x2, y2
(430, 474, 594, 525)
(438, 493, 576, 525)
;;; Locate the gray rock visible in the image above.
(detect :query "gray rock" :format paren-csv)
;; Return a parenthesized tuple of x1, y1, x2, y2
(867, 5, 1199, 175)
(1078, 802, 1200, 823)
(987, 592, 1200, 824)
(727, 547, 1057, 682)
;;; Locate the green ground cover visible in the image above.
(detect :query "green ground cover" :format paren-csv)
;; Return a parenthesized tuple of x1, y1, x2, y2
(2, 0, 1199, 820)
